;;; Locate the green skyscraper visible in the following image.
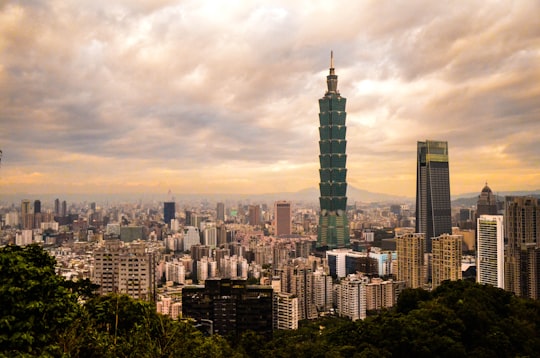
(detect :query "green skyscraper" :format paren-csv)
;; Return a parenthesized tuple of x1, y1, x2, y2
(317, 52, 349, 249)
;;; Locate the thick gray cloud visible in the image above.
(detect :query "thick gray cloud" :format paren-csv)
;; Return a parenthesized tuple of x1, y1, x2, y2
(0, 0, 539, 196)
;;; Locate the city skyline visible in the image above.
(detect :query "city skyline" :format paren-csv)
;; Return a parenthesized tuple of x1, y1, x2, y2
(1, 1, 540, 197)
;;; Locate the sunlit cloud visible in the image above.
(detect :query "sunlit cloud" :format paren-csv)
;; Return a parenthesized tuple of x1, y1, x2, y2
(1, 0, 539, 198)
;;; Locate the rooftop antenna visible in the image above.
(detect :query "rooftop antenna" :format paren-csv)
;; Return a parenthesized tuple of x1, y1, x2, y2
(326, 50, 338, 94)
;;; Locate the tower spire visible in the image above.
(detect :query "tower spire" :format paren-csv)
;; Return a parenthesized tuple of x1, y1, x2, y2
(326, 51, 338, 94)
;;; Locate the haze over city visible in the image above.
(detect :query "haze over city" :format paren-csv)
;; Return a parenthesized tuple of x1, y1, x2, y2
(1, 0, 539, 198)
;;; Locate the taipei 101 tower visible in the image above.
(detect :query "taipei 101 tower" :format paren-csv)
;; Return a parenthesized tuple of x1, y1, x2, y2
(317, 52, 350, 249)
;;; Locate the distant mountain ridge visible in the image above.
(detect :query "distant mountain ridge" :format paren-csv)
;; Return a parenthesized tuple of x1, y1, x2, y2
(2, 188, 540, 206)
(0, 186, 413, 205)
(289, 186, 412, 204)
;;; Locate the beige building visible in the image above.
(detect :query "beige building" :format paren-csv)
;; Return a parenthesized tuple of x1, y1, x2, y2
(365, 277, 406, 311)
(273, 292, 299, 330)
(431, 234, 463, 288)
(156, 296, 182, 320)
(290, 265, 318, 320)
(453, 228, 475, 252)
(92, 239, 156, 301)
(274, 201, 292, 236)
(396, 233, 426, 288)
(312, 267, 333, 312)
(21, 199, 33, 230)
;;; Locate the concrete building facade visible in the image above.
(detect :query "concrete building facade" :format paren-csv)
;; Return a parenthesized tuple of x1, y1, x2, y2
(477, 215, 504, 288)
(92, 240, 156, 301)
(396, 233, 426, 288)
(273, 292, 299, 330)
(505, 196, 540, 299)
(274, 201, 292, 236)
(431, 234, 463, 288)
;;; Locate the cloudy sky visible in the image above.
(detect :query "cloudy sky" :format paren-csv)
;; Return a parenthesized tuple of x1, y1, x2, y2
(1, 0, 539, 198)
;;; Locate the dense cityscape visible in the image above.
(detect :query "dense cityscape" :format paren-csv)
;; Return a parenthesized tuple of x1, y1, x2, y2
(1, 1, 540, 357)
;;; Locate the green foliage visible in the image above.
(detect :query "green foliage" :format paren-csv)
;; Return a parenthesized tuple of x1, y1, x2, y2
(0, 244, 81, 356)
(235, 330, 267, 357)
(395, 287, 432, 314)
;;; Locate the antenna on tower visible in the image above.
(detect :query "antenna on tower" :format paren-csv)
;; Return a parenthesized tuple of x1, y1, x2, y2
(330, 50, 334, 69)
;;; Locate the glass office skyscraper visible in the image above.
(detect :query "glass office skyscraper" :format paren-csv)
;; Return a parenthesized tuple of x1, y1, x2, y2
(416, 140, 452, 252)
(317, 53, 349, 249)
(164, 201, 175, 227)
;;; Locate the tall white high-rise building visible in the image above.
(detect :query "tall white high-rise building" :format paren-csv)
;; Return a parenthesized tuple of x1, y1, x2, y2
(477, 215, 504, 289)
(312, 267, 333, 312)
(335, 274, 368, 321)
(273, 292, 299, 330)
